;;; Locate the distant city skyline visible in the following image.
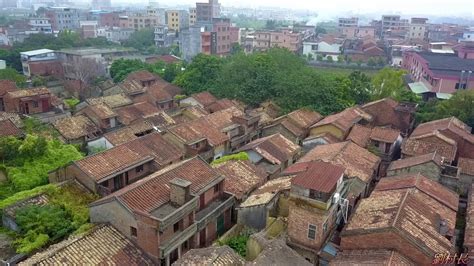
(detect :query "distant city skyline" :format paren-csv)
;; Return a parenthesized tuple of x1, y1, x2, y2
(114, 0, 474, 17)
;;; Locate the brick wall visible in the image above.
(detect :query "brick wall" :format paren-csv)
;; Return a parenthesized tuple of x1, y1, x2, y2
(441, 129, 474, 160)
(387, 162, 441, 181)
(28, 60, 64, 78)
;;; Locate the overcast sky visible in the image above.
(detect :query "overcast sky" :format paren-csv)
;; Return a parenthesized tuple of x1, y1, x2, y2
(139, 0, 474, 17)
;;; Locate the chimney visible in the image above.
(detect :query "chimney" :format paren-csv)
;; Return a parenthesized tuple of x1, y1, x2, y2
(169, 178, 192, 206)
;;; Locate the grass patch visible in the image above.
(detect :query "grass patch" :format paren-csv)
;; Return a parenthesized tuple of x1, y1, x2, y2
(211, 152, 249, 166)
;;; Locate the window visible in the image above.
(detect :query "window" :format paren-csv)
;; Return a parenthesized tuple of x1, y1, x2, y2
(307, 224, 316, 239)
(32, 101, 38, 108)
(136, 165, 144, 173)
(173, 221, 180, 232)
(214, 183, 220, 193)
(130, 226, 137, 237)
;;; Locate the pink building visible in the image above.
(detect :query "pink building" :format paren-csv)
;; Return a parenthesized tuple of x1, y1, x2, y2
(403, 42, 474, 99)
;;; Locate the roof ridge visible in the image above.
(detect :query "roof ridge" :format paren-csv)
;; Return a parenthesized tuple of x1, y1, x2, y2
(392, 190, 409, 227)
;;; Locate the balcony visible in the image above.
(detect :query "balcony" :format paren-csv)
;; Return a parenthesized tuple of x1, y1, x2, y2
(195, 193, 235, 231)
(152, 198, 198, 232)
(159, 223, 197, 258)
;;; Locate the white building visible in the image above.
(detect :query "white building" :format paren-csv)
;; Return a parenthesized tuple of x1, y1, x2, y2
(28, 18, 52, 34)
(303, 41, 342, 61)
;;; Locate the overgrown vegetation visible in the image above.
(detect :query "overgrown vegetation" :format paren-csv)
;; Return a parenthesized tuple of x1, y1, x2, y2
(218, 232, 251, 257)
(0, 134, 83, 199)
(110, 58, 183, 83)
(173, 48, 419, 115)
(211, 152, 249, 166)
(64, 97, 80, 110)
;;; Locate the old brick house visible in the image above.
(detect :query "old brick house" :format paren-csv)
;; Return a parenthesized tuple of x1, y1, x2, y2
(89, 157, 235, 265)
(0, 80, 17, 111)
(286, 161, 346, 264)
(402, 117, 474, 162)
(78, 103, 119, 132)
(239, 133, 301, 177)
(53, 115, 102, 145)
(338, 173, 458, 265)
(53, 132, 184, 195)
(3, 87, 53, 115)
(361, 98, 417, 136)
(263, 108, 323, 145)
(299, 141, 381, 198)
(308, 107, 372, 141)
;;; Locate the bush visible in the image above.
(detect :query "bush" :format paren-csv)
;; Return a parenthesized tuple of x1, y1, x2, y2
(0, 184, 57, 209)
(211, 152, 249, 166)
(64, 98, 80, 110)
(15, 204, 75, 253)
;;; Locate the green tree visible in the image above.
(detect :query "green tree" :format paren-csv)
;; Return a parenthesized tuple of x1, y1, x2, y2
(122, 28, 155, 51)
(231, 43, 243, 55)
(162, 63, 180, 82)
(337, 55, 344, 63)
(315, 26, 327, 35)
(377, 57, 386, 66)
(345, 71, 372, 104)
(174, 54, 224, 94)
(265, 20, 277, 30)
(316, 54, 323, 61)
(367, 57, 376, 66)
(109, 59, 147, 82)
(371, 68, 418, 102)
(326, 56, 334, 63)
(0, 67, 26, 87)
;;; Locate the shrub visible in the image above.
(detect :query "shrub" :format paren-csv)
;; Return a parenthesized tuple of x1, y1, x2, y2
(64, 98, 80, 110)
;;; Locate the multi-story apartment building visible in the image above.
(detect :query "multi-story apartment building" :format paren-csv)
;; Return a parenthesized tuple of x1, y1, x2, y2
(80, 21, 98, 39)
(120, 10, 163, 30)
(196, 0, 220, 22)
(155, 25, 175, 47)
(89, 157, 235, 265)
(166, 10, 189, 32)
(407, 17, 428, 40)
(213, 18, 231, 55)
(28, 18, 52, 34)
(100, 27, 134, 43)
(381, 15, 409, 36)
(338, 17, 358, 28)
(45, 7, 84, 31)
(253, 29, 302, 53)
(93, 11, 121, 28)
(189, 8, 196, 26)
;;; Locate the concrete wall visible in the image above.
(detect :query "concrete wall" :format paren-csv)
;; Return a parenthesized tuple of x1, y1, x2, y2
(90, 200, 137, 239)
(246, 150, 263, 164)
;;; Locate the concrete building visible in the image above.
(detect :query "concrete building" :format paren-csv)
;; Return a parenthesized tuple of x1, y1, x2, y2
(80, 20, 98, 39)
(252, 29, 302, 53)
(381, 15, 408, 37)
(89, 157, 235, 265)
(121, 13, 161, 30)
(303, 39, 342, 61)
(189, 7, 196, 26)
(20, 49, 63, 78)
(407, 17, 428, 41)
(338, 17, 358, 28)
(28, 17, 52, 34)
(404, 43, 474, 99)
(101, 27, 134, 44)
(154, 25, 175, 47)
(45, 7, 84, 31)
(196, 0, 220, 23)
(166, 10, 189, 32)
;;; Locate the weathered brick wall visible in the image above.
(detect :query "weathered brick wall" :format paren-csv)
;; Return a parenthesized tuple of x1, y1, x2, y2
(387, 162, 441, 181)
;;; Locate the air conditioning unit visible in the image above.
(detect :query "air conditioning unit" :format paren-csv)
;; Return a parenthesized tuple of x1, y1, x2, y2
(333, 192, 340, 204)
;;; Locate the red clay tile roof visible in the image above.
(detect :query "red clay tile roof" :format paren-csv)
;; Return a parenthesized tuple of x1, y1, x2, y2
(104, 127, 139, 146)
(75, 145, 154, 182)
(86, 94, 133, 109)
(346, 124, 372, 147)
(300, 141, 380, 183)
(401, 133, 457, 162)
(174, 246, 244, 266)
(6, 87, 50, 98)
(291, 161, 344, 193)
(343, 189, 454, 255)
(115, 102, 160, 125)
(411, 117, 474, 144)
(375, 173, 459, 211)
(119, 80, 146, 95)
(192, 91, 217, 107)
(388, 152, 443, 171)
(0, 80, 17, 96)
(203, 106, 244, 130)
(93, 157, 221, 215)
(361, 98, 415, 133)
(169, 118, 228, 146)
(146, 82, 173, 102)
(0, 112, 22, 128)
(311, 107, 372, 134)
(53, 115, 100, 141)
(85, 103, 117, 120)
(213, 160, 268, 200)
(159, 55, 181, 63)
(458, 157, 474, 176)
(286, 109, 323, 129)
(0, 119, 22, 137)
(126, 70, 158, 83)
(370, 127, 401, 143)
(123, 132, 184, 167)
(20, 224, 154, 265)
(280, 118, 305, 137)
(330, 249, 415, 266)
(239, 134, 301, 165)
(207, 98, 237, 113)
(282, 161, 312, 176)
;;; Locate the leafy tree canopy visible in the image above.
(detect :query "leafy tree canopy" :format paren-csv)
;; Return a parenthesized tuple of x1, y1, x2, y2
(0, 67, 26, 87)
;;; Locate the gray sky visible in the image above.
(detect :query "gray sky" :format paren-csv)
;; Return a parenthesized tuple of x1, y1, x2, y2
(142, 0, 474, 17)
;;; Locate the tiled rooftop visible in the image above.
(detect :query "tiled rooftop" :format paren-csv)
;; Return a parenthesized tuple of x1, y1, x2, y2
(86, 103, 117, 119)
(86, 93, 133, 108)
(192, 91, 217, 107)
(300, 141, 380, 183)
(173, 246, 244, 266)
(0, 80, 17, 96)
(0, 119, 22, 138)
(401, 134, 457, 162)
(330, 249, 415, 265)
(464, 184, 474, 255)
(388, 152, 442, 171)
(239, 177, 292, 208)
(115, 101, 160, 125)
(459, 157, 474, 176)
(20, 225, 154, 265)
(93, 157, 222, 216)
(53, 115, 100, 141)
(291, 161, 344, 193)
(213, 160, 267, 200)
(239, 134, 300, 165)
(126, 70, 158, 82)
(286, 108, 322, 129)
(6, 87, 50, 98)
(311, 107, 372, 134)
